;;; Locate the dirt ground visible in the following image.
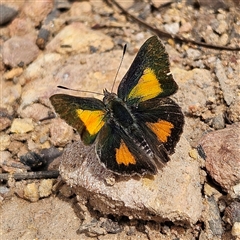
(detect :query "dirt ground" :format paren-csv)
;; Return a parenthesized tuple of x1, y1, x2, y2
(1, 0, 240, 239)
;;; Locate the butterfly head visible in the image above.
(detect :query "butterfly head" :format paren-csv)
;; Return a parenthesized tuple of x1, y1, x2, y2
(103, 89, 118, 106)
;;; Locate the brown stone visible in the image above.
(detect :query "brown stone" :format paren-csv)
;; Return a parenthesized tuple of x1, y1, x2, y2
(0, 117, 11, 131)
(49, 118, 73, 147)
(199, 123, 240, 191)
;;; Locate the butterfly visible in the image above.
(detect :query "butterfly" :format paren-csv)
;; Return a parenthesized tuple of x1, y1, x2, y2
(50, 36, 184, 176)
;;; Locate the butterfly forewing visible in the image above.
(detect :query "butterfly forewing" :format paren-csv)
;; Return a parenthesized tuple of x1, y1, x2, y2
(117, 36, 178, 103)
(50, 94, 106, 145)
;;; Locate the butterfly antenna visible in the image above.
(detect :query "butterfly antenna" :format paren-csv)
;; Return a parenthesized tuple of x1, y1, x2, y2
(111, 43, 127, 93)
(57, 85, 104, 96)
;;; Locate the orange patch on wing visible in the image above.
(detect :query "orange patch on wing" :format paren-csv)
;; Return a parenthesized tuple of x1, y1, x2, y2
(128, 68, 162, 102)
(76, 109, 105, 135)
(116, 140, 136, 166)
(146, 120, 173, 143)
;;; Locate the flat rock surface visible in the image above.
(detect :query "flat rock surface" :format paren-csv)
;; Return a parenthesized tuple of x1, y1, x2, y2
(60, 135, 202, 224)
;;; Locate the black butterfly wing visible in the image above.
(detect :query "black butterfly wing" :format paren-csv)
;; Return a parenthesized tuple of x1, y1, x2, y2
(133, 97, 184, 155)
(117, 36, 178, 103)
(50, 94, 106, 145)
(96, 122, 158, 176)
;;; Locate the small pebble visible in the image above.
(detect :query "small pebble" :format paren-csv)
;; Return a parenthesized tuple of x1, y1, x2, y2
(218, 33, 228, 46)
(70, 1, 92, 16)
(19, 103, 50, 121)
(179, 22, 192, 33)
(0, 151, 12, 165)
(233, 183, 240, 196)
(232, 222, 240, 237)
(164, 22, 179, 35)
(188, 149, 198, 160)
(215, 59, 234, 106)
(211, 113, 225, 130)
(0, 134, 11, 151)
(59, 184, 74, 198)
(39, 179, 53, 198)
(49, 118, 73, 147)
(4, 67, 23, 80)
(225, 202, 240, 225)
(0, 117, 11, 131)
(216, 20, 228, 34)
(206, 196, 223, 236)
(186, 48, 201, 60)
(10, 118, 34, 134)
(23, 182, 39, 202)
(0, 5, 18, 25)
(0, 186, 10, 195)
(22, 0, 53, 25)
(3, 36, 39, 68)
(1, 81, 22, 111)
(8, 140, 25, 156)
(204, 183, 222, 199)
(9, 17, 34, 37)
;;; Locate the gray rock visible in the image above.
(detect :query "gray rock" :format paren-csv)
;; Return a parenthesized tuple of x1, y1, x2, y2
(215, 59, 234, 106)
(211, 113, 225, 130)
(224, 202, 240, 225)
(0, 186, 10, 195)
(0, 5, 18, 25)
(205, 196, 223, 236)
(186, 48, 201, 60)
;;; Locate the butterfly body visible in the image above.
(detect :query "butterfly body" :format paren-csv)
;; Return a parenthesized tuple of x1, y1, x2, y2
(50, 36, 184, 176)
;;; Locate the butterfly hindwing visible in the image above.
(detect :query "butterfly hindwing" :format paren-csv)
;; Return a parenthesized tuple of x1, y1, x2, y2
(133, 97, 184, 154)
(50, 94, 106, 145)
(118, 36, 178, 103)
(96, 123, 158, 175)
